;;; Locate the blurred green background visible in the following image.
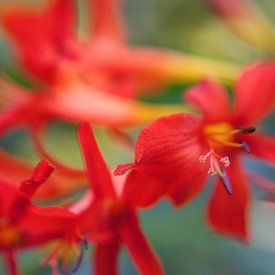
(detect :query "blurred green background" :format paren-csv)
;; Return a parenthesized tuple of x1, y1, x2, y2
(0, 0, 275, 274)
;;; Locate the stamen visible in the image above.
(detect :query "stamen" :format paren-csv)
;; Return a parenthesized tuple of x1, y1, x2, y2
(241, 142, 250, 153)
(220, 170, 232, 195)
(220, 157, 230, 167)
(199, 149, 230, 176)
(237, 126, 256, 133)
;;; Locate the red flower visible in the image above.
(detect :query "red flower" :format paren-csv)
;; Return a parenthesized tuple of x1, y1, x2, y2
(115, 62, 275, 241)
(75, 122, 164, 275)
(0, 159, 77, 275)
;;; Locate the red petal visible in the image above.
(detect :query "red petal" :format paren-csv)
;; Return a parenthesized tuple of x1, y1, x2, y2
(122, 170, 167, 208)
(122, 211, 164, 275)
(132, 114, 207, 206)
(184, 79, 231, 123)
(207, 157, 250, 241)
(18, 205, 76, 247)
(166, 169, 207, 206)
(245, 133, 275, 164)
(19, 160, 54, 196)
(77, 123, 115, 198)
(1, 0, 76, 83)
(94, 240, 120, 275)
(47, 83, 138, 127)
(88, 0, 126, 44)
(233, 62, 275, 125)
(0, 149, 87, 200)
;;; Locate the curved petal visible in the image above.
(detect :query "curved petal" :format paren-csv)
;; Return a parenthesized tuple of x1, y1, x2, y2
(233, 62, 275, 125)
(122, 211, 164, 275)
(245, 133, 275, 164)
(122, 170, 167, 208)
(77, 123, 115, 198)
(166, 170, 207, 206)
(207, 157, 251, 241)
(0, 149, 87, 200)
(47, 83, 138, 127)
(94, 240, 120, 275)
(124, 114, 207, 206)
(1, 0, 76, 83)
(185, 79, 231, 123)
(19, 160, 54, 197)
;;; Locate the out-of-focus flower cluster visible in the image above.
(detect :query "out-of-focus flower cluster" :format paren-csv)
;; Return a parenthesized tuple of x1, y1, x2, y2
(0, 0, 274, 274)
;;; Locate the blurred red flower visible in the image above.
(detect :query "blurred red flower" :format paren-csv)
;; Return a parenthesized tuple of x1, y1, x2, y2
(0, 160, 77, 275)
(75, 122, 164, 275)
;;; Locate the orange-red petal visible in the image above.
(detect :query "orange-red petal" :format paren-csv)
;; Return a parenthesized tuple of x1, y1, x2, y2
(185, 78, 231, 123)
(207, 157, 250, 241)
(122, 170, 167, 208)
(77, 123, 115, 198)
(122, 211, 164, 275)
(233, 62, 275, 125)
(245, 133, 275, 164)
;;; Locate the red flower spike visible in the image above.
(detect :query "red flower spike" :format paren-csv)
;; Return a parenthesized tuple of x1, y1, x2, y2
(76, 123, 164, 275)
(1, 0, 76, 83)
(115, 62, 275, 241)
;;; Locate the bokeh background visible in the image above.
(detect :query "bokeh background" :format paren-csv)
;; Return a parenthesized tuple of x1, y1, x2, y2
(0, 0, 274, 274)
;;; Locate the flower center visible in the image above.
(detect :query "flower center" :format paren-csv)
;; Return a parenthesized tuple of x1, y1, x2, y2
(200, 122, 256, 194)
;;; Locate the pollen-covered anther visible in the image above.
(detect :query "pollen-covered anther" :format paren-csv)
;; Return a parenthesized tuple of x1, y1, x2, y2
(199, 149, 230, 176)
(220, 156, 230, 167)
(199, 155, 207, 163)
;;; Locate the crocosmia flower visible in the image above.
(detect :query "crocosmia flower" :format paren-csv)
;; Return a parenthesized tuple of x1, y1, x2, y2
(75, 123, 164, 275)
(0, 160, 77, 275)
(115, 62, 275, 241)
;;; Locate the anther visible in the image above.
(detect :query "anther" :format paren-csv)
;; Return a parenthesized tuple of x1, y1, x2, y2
(241, 142, 250, 153)
(220, 170, 232, 195)
(237, 126, 256, 133)
(199, 155, 206, 163)
(199, 149, 230, 176)
(220, 157, 230, 167)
